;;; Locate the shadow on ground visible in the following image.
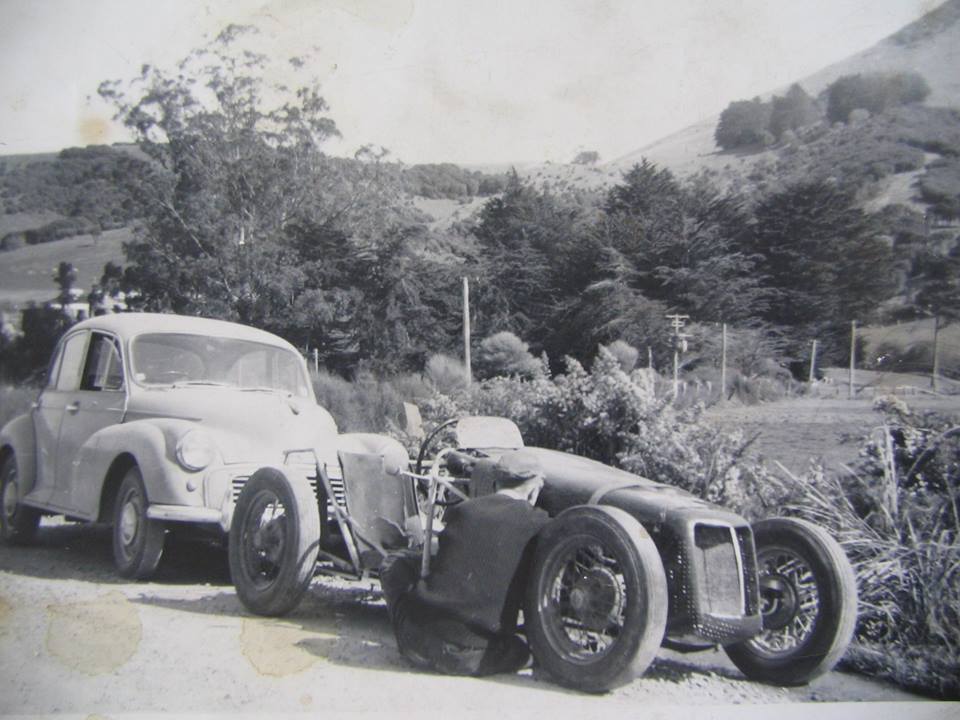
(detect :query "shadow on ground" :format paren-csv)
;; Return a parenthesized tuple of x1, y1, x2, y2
(0, 520, 231, 585)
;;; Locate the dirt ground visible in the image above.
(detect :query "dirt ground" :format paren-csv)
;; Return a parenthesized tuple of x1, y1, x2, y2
(2, 391, 957, 717)
(0, 520, 941, 717)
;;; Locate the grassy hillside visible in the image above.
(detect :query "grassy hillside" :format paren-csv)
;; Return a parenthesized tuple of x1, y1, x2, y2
(0, 227, 128, 306)
(610, 0, 960, 184)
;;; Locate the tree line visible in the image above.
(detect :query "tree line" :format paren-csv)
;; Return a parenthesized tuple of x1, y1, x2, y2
(2, 27, 956, 382)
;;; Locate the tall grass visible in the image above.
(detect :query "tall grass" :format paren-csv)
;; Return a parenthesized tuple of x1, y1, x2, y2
(311, 369, 430, 433)
(751, 406, 960, 698)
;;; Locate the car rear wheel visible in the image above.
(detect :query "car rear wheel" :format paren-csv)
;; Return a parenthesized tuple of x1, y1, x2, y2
(524, 505, 668, 693)
(112, 466, 166, 579)
(724, 517, 858, 685)
(229, 467, 320, 617)
(0, 454, 40, 545)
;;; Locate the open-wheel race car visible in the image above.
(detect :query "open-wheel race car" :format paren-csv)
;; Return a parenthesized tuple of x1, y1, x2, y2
(229, 414, 859, 694)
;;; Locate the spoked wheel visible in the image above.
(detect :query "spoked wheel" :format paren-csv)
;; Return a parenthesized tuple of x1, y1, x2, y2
(724, 517, 857, 685)
(229, 467, 320, 617)
(112, 466, 166, 579)
(0, 454, 40, 545)
(524, 505, 668, 693)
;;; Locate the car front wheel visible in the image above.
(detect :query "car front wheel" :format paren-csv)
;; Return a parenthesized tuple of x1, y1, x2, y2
(724, 517, 858, 685)
(0, 454, 40, 545)
(112, 466, 166, 579)
(229, 467, 321, 617)
(524, 505, 668, 693)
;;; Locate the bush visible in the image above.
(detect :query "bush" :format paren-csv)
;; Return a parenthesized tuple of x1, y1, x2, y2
(602, 339, 639, 372)
(474, 331, 541, 379)
(423, 353, 469, 395)
(421, 347, 761, 505)
(312, 370, 407, 433)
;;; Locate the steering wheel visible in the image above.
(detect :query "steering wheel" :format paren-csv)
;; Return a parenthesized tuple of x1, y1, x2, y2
(415, 418, 471, 508)
(415, 418, 459, 475)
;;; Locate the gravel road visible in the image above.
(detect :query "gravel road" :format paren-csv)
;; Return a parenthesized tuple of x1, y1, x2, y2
(0, 519, 941, 718)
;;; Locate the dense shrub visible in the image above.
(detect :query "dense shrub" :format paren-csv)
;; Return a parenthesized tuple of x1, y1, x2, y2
(312, 369, 412, 433)
(420, 348, 760, 505)
(474, 331, 542, 379)
(423, 353, 469, 395)
(601, 339, 639, 372)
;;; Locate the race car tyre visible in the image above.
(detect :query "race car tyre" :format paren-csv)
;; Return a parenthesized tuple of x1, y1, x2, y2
(724, 517, 858, 685)
(524, 505, 668, 693)
(229, 467, 320, 617)
(1, 454, 40, 545)
(113, 466, 166, 579)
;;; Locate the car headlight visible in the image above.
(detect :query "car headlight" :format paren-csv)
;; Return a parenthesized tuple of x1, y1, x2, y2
(176, 429, 217, 471)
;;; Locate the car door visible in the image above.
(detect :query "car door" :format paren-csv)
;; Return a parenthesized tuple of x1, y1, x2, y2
(29, 329, 89, 506)
(51, 331, 127, 512)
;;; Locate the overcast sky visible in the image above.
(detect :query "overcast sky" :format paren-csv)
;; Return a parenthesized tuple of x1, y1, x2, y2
(0, 0, 940, 165)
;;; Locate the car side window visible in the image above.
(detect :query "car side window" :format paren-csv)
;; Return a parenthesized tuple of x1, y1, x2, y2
(81, 333, 124, 391)
(54, 332, 89, 392)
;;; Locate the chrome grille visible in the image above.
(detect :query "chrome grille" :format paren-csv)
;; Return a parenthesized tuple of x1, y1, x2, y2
(231, 473, 321, 503)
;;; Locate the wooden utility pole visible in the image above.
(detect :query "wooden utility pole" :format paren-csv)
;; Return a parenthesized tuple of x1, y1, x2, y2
(848, 320, 857, 399)
(462, 277, 472, 386)
(665, 314, 690, 399)
(809, 339, 818, 383)
(720, 323, 727, 402)
(932, 314, 941, 393)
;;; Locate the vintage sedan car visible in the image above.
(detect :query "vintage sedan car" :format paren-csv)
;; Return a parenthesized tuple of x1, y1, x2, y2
(0, 313, 405, 579)
(228, 415, 859, 693)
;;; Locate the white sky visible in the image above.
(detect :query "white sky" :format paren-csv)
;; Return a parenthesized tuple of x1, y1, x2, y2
(0, 0, 941, 165)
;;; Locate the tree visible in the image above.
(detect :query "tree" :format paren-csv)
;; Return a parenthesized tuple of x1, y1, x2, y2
(715, 98, 773, 150)
(826, 72, 931, 123)
(749, 180, 896, 360)
(572, 150, 600, 165)
(769, 84, 819, 140)
(53, 262, 78, 307)
(98, 25, 437, 373)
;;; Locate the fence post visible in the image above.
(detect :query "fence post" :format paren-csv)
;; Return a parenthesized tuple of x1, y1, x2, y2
(809, 339, 818, 383)
(462, 277, 472, 386)
(848, 320, 857, 399)
(720, 323, 727, 403)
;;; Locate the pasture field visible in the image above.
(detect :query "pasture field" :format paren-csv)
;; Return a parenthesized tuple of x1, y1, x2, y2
(0, 227, 129, 306)
(707, 391, 960, 474)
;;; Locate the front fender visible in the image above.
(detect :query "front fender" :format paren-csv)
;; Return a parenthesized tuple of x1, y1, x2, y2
(71, 418, 204, 519)
(0, 413, 37, 497)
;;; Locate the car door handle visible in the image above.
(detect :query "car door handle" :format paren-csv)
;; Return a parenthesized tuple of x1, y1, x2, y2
(66, 402, 80, 414)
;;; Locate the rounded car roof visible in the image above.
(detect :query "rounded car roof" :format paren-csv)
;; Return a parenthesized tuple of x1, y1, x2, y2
(71, 312, 297, 350)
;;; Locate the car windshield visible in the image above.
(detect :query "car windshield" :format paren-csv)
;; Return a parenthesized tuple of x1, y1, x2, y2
(130, 333, 312, 399)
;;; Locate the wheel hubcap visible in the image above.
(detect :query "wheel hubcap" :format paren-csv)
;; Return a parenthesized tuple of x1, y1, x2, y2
(120, 498, 139, 545)
(242, 491, 288, 589)
(2, 475, 18, 521)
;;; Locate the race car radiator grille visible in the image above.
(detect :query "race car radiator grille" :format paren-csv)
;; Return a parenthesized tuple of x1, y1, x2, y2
(694, 524, 744, 617)
(735, 526, 759, 616)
